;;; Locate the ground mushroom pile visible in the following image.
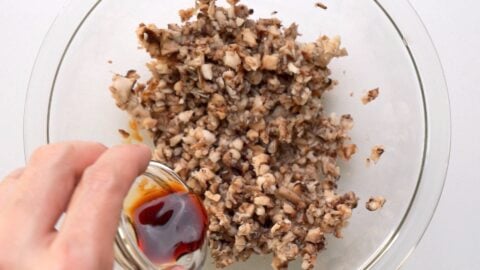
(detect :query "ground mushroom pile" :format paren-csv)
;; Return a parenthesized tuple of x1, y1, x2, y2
(110, 0, 359, 269)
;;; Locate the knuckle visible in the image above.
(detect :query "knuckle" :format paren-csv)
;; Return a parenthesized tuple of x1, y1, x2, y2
(1, 167, 24, 181)
(30, 143, 73, 166)
(82, 166, 124, 193)
(86, 141, 108, 152)
(52, 240, 110, 270)
(52, 248, 86, 270)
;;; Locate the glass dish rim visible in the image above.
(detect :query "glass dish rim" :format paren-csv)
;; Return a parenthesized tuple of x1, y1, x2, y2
(23, 0, 451, 269)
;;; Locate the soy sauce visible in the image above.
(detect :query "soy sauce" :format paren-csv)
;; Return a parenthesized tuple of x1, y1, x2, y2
(126, 180, 208, 265)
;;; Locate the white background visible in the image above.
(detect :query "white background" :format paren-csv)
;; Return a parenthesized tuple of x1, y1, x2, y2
(1, 0, 479, 269)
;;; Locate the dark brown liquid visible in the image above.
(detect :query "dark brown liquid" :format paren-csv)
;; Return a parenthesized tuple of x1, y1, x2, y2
(127, 181, 208, 265)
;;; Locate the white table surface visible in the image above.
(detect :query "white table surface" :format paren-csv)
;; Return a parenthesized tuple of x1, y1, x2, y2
(1, 0, 479, 269)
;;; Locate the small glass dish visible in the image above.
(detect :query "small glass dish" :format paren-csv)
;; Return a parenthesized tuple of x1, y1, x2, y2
(115, 161, 207, 270)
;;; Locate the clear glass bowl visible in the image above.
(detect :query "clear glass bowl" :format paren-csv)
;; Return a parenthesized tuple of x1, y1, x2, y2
(24, 0, 451, 269)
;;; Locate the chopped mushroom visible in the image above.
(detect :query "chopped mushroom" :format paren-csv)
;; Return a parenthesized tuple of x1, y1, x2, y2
(367, 145, 385, 165)
(361, 87, 380, 104)
(366, 196, 386, 211)
(315, 2, 328, 9)
(109, 0, 358, 269)
(261, 54, 280, 70)
(118, 129, 130, 139)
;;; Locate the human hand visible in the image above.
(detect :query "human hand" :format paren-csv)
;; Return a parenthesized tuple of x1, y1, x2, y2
(0, 142, 151, 270)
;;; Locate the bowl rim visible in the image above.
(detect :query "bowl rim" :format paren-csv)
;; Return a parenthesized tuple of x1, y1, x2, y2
(23, 0, 451, 269)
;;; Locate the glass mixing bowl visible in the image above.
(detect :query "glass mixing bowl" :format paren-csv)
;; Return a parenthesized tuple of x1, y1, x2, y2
(24, 0, 450, 269)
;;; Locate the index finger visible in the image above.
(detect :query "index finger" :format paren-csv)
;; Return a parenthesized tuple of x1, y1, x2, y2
(1, 142, 107, 235)
(57, 144, 151, 254)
